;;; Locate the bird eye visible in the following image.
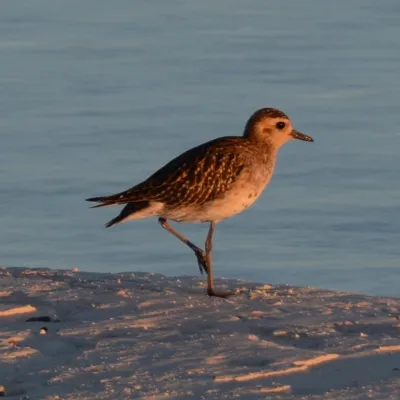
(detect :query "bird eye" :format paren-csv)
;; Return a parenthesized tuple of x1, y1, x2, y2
(276, 121, 286, 130)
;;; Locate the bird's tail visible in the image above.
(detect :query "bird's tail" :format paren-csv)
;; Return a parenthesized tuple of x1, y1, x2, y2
(86, 194, 125, 208)
(104, 201, 150, 228)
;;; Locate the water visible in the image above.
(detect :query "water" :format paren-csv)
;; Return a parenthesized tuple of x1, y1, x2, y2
(1, 1, 399, 297)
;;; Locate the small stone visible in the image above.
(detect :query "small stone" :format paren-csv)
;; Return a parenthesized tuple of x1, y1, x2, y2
(273, 330, 288, 337)
(257, 284, 273, 290)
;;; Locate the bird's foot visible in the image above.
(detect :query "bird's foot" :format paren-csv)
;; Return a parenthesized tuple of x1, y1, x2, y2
(194, 249, 208, 275)
(207, 288, 236, 298)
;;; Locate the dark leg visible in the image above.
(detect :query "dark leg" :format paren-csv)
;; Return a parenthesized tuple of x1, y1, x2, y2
(158, 218, 208, 275)
(205, 222, 235, 298)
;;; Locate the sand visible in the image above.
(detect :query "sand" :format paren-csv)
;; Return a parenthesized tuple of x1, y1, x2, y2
(1, 266, 399, 399)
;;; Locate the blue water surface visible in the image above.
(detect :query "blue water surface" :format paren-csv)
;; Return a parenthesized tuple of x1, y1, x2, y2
(1, 1, 399, 297)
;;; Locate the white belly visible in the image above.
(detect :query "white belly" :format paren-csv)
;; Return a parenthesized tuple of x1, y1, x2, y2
(198, 185, 264, 222)
(161, 180, 268, 223)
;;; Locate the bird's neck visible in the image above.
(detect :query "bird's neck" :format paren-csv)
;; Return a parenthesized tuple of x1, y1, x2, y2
(249, 138, 280, 166)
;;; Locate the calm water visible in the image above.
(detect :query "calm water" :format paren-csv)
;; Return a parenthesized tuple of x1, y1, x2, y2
(1, 1, 400, 297)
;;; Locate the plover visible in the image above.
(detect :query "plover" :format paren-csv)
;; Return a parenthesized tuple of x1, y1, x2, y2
(86, 107, 313, 297)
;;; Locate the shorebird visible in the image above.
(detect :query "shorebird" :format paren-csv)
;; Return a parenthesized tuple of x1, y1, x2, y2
(86, 107, 313, 298)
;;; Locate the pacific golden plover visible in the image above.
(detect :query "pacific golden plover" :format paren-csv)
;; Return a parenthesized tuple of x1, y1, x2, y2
(86, 107, 314, 297)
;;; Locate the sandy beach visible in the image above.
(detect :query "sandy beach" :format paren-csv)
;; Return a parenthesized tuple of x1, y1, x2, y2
(1, 266, 399, 399)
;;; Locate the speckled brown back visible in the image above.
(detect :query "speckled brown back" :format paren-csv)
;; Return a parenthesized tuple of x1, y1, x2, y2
(111, 137, 254, 207)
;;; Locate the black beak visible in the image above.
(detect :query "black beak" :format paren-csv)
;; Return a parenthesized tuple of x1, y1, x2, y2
(291, 129, 314, 142)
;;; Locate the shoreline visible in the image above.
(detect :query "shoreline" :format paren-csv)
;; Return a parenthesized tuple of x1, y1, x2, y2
(1, 266, 399, 399)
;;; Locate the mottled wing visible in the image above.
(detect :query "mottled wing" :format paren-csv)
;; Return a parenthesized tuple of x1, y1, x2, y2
(100, 137, 248, 207)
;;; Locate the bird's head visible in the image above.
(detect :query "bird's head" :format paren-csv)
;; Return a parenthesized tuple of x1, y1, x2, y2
(243, 107, 313, 147)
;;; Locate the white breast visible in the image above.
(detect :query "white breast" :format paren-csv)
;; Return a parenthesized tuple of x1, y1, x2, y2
(162, 159, 276, 223)
(162, 176, 271, 223)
